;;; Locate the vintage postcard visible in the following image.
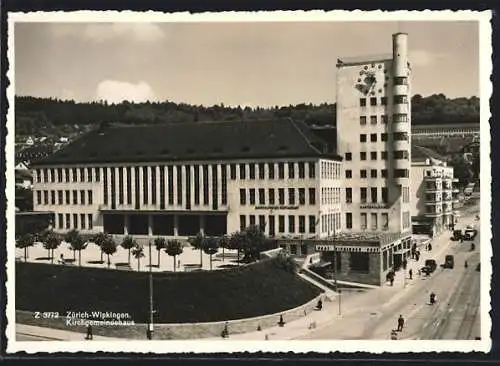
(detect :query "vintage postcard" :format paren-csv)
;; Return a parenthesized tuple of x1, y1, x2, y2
(5, 10, 492, 354)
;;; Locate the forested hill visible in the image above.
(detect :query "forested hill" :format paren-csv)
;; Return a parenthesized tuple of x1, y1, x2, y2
(15, 94, 479, 137)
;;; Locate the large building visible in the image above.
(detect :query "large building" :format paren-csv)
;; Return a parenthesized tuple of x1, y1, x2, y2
(30, 118, 342, 245)
(410, 145, 460, 235)
(307, 33, 413, 285)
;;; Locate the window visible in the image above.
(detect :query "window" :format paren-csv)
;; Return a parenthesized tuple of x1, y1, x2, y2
(394, 169, 409, 178)
(381, 169, 388, 178)
(73, 214, 78, 229)
(382, 213, 389, 230)
(381, 115, 388, 124)
(345, 152, 352, 161)
(95, 168, 100, 182)
(278, 188, 285, 205)
(81, 214, 86, 230)
(346, 213, 353, 229)
(346, 188, 352, 203)
(345, 170, 352, 179)
(371, 213, 378, 230)
(50, 191, 56, 205)
(299, 188, 306, 205)
(240, 189, 246, 205)
(221, 164, 227, 206)
(259, 215, 266, 231)
(370, 133, 377, 142)
(269, 189, 275, 205)
(371, 169, 377, 178)
(239, 164, 246, 179)
(360, 98, 366, 107)
(393, 132, 409, 141)
(269, 216, 275, 236)
(308, 162, 316, 178)
(288, 188, 295, 205)
(360, 152, 367, 160)
(360, 213, 367, 230)
(230, 164, 236, 180)
(249, 189, 256, 205)
(256, 163, 264, 179)
(381, 133, 388, 141)
(65, 190, 70, 204)
(288, 162, 295, 179)
(288, 215, 295, 233)
(278, 215, 285, 233)
(57, 191, 63, 204)
(88, 190, 93, 205)
(394, 150, 409, 159)
(381, 97, 388, 105)
(309, 216, 316, 233)
(299, 216, 306, 233)
(393, 113, 408, 123)
(259, 188, 265, 205)
(240, 215, 246, 231)
(394, 95, 408, 104)
(72, 190, 78, 205)
(360, 134, 367, 143)
(370, 151, 377, 160)
(360, 116, 367, 125)
(381, 151, 388, 160)
(36, 191, 41, 205)
(298, 162, 305, 178)
(57, 214, 63, 229)
(370, 97, 377, 106)
(57, 168, 63, 183)
(371, 187, 377, 203)
(394, 76, 408, 85)
(176, 166, 182, 206)
(360, 170, 367, 178)
(249, 215, 256, 226)
(65, 214, 70, 229)
(308, 188, 316, 205)
(80, 190, 85, 205)
(382, 187, 388, 203)
(278, 163, 285, 179)
(370, 116, 377, 125)
(360, 188, 367, 203)
(249, 164, 255, 179)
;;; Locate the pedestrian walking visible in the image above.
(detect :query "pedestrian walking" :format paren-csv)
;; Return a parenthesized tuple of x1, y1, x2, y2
(85, 324, 93, 340)
(409, 268, 413, 280)
(397, 315, 405, 332)
(417, 268, 421, 277)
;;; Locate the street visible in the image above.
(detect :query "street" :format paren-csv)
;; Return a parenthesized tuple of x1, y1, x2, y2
(297, 212, 481, 341)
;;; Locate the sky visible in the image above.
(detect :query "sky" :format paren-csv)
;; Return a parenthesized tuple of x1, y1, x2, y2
(14, 20, 479, 108)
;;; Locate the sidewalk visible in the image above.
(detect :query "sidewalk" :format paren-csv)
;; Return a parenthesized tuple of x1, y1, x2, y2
(215, 212, 477, 341)
(16, 324, 123, 341)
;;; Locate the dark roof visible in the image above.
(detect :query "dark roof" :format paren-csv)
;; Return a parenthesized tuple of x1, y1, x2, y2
(411, 145, 446, 162)
(33, 118, 342, 166)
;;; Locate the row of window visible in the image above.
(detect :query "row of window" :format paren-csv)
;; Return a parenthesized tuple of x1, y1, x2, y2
(321, 212, 341, 234)
(34, 161, 318, 185)
(345, 150, 409, 161)
(320, 161, 341, 180)
(359, 93, 408, 107)
(345, 169, 410, 179)
(36, 189, 93, 206)
(346, 212, 389, 230)
(239, 188, 316, 206)
(239, 214, 317, 235)
(321, 187, 341, 205)
(55, 213, 94, 230)
(344, 186, 410, 204)
(358, 132, 409, 143)
(359, 113, 408, 125)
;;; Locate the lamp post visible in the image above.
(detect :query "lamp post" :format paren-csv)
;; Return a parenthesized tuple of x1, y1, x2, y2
(331, 225, 341, 317)
(147, 240, 154, 340)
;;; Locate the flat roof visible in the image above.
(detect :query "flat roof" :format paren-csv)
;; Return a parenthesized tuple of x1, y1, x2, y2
(336, 54, 393, 67)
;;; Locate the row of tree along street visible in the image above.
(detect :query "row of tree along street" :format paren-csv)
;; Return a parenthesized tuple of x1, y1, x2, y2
(15, 225, 276, 272)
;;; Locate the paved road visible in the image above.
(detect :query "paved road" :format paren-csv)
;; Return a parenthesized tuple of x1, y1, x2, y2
(298, 217, 481, 340)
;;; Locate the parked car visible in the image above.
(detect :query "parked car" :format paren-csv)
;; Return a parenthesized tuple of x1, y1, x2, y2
(452, 230, 462, 241)
(425, 259, 437, 273)
(444, 255, 454, 269)
(421, 266, 433, 276)
(464, 229, 478, 241)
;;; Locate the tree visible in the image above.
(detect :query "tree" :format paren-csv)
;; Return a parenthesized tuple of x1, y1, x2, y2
(69, 235, 88, 266)
(100, 235, 117, 268)
(121, 235, 137, 264)
(154, 237, 166, 267)
(65, 229, 81, 261)
(218, 235, 229, 262)
(16, 233, 35, 261)
(165, 240, 183, 272)
(42, 231, 60, 264)
(203, 237, 219, 271)
(229, 232, 244, 266)
(132, 243, 145, 271)
(240, 225, 267, 263)
(189, 232, 204, 267)
(93, 232, 108, 263)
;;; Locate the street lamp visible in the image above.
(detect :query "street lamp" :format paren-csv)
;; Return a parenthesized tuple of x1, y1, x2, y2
(147, 240, 155, 340)
(331, 224, 341, 317)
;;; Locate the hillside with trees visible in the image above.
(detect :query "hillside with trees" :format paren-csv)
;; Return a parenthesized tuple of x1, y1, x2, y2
(14, 94, 479, 138)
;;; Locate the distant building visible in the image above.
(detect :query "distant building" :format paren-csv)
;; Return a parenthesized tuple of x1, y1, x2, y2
(15, 161, 29, 171)
(411, 123, 479, 139)
(410, 145, 459, 235)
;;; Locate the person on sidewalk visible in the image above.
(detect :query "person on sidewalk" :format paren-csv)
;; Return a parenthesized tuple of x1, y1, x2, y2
(397, 315, 405, 332)
(85, 324, 93, 340)
(409, 268, 413, 280)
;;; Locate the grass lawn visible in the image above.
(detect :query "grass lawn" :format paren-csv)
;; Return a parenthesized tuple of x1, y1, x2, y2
(16, 258, 321, 323)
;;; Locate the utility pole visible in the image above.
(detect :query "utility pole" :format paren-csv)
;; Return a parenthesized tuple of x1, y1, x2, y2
(332, 225, 341, 316)
(147, 241, 154, 340)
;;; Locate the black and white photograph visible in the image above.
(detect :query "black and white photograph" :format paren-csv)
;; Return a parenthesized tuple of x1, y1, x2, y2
(5, 10, 492, 353)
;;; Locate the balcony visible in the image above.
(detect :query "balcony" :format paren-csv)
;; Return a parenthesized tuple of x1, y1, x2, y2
(359, 202, 390, 209)
(425, 184, 440, 192)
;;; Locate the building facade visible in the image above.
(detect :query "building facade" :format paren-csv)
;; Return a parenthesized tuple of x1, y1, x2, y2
(30, 119, 342, 244)
(410, 145, 459, 235)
